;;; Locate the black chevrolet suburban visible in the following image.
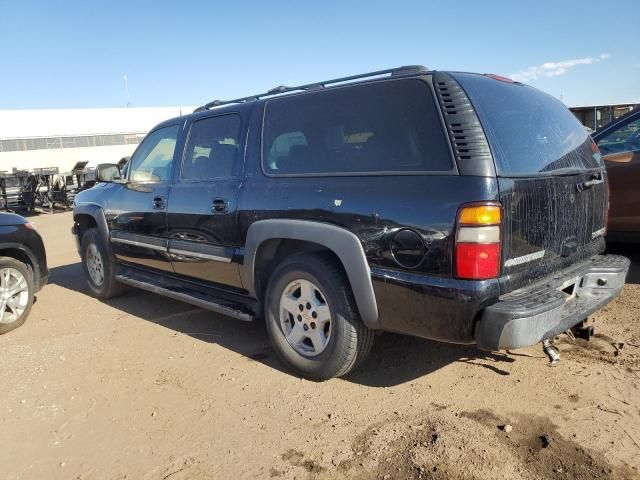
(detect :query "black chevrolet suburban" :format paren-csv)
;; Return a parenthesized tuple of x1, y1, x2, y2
(72, 66, 629, 380)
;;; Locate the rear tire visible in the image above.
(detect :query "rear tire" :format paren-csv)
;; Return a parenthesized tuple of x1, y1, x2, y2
(265, 253, 374, 380)
(0, 257, 35, 335)
(80, 228, 125, 299)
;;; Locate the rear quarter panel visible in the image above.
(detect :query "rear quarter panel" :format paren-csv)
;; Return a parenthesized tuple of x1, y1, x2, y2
(238, 174, 500, 276)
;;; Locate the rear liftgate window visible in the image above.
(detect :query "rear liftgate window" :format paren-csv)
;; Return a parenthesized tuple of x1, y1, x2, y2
(262, 79, 452, 175)
(452, 73, 603, 176)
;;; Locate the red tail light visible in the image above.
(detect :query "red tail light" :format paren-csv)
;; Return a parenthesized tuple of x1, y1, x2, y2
(456, 243, 500, 279)
(455, 204, 502, 280)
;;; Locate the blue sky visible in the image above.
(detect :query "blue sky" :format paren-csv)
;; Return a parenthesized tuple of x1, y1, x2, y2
(1, 0, 638, 109)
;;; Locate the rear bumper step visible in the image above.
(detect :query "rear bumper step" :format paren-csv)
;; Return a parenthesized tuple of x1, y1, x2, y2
(476, 254, 630, 350)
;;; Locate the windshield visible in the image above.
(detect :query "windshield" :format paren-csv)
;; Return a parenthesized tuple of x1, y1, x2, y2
(452, 73, 602, 176)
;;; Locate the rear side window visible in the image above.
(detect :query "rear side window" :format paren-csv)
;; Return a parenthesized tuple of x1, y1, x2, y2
(262, 80, 452, 175)
(453, 73, 601, 175)
(182, 114, 241, 179)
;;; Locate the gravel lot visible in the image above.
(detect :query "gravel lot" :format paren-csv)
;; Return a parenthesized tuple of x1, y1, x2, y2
(1, 211, 639, 479)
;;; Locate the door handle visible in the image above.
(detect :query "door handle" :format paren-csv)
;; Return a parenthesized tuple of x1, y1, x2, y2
(212, 198, 228, 213)
(152, 196, 166, 210)
(577, 171, 604, 192)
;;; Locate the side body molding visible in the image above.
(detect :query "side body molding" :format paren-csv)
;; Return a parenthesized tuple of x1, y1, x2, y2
(242, 219, 380, 328)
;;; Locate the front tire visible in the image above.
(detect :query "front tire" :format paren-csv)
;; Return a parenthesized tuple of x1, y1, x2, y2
(0, 257, 35, 335)
(80, 228, 125, 299)
(265, 253, 373, 380)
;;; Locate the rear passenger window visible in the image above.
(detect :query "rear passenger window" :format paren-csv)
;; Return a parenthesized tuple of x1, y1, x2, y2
(262, 80, 452, 175)
(182, 114, 241, 179)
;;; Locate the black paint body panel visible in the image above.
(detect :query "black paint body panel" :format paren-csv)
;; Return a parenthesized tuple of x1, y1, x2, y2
(237, 174, 500, 276)
(167, 179, 244, 290)
(372, 268, 500, 343)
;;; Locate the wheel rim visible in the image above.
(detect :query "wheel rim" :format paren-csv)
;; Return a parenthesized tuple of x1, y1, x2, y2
(86, 243, 105, 287)
(279, 279, 332, 357)
(0, 268, 29, 324)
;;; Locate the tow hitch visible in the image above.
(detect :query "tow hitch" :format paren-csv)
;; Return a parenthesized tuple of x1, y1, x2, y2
(570, 319, 595, 340)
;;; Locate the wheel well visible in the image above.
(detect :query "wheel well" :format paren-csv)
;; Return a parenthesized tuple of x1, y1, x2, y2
(253, 239, 346, 303)
(74, 214, 98, 241)
(0, 248, 35, 278)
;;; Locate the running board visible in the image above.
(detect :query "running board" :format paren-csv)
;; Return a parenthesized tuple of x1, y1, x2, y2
(115, 271, 254, 322)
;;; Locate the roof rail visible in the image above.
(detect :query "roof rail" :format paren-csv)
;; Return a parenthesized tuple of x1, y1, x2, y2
(193, 65, 428, 112)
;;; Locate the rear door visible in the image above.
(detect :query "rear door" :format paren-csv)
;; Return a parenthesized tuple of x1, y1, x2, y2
(596, 113, 640, 239)
(166, 112, 244, 290)
(452, 73, 608, 292)
(106, 124, 181, 272)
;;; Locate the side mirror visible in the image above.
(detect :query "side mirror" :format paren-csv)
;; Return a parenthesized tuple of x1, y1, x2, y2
(96, 163, 122, 183)
(603, 151, 634, 164)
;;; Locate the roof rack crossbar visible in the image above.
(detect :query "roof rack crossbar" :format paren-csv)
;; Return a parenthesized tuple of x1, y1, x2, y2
(195, 65, 428, 111)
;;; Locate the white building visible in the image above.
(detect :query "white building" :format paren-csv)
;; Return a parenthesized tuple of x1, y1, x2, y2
(0, 106, 194, 173)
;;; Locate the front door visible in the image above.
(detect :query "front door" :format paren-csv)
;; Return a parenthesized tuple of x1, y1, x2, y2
(106, 123, 181, 272)
(167, 113, 244, 289)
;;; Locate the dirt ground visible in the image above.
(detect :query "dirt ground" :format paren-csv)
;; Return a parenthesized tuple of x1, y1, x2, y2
(1, 211, 639, 480)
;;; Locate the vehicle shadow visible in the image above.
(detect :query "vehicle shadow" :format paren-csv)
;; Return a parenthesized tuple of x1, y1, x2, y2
(6, 205, 72, 218)
(50, 262, 516, 387)
(606, 243, 640, 285)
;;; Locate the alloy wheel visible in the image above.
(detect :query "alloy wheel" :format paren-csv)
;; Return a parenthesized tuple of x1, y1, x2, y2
(86, 243, 104, 286)
(0, 268, 29, 324)
(279, 279, 332, 357)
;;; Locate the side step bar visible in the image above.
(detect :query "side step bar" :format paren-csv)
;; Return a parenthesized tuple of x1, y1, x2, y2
(115, 271, 254, 322)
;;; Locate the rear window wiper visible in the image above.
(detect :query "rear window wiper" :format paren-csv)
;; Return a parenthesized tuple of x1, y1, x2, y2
(540, 167, 594, 176)
(502, 168, 584, 178)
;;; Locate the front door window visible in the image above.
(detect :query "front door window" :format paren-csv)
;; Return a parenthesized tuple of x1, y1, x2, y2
(128, 125, 180, 183)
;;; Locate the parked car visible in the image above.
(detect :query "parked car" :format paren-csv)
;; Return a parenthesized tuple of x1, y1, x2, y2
(72, 66, 629, 380)
(0, 213, 48, 334)
(592, 107, 640, 243)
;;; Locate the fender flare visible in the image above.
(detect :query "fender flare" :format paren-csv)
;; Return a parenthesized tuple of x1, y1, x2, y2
(242, 219, 379, 328)
(73, 203, 113, 257)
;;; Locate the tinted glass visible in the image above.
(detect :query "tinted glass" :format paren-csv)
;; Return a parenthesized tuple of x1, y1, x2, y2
(128, 124, 179, 183)
(453, 73, 602, 175)
(182, 115, 242, 179)
(262, 80, 452, 175)
(597, 116, 640, 154)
